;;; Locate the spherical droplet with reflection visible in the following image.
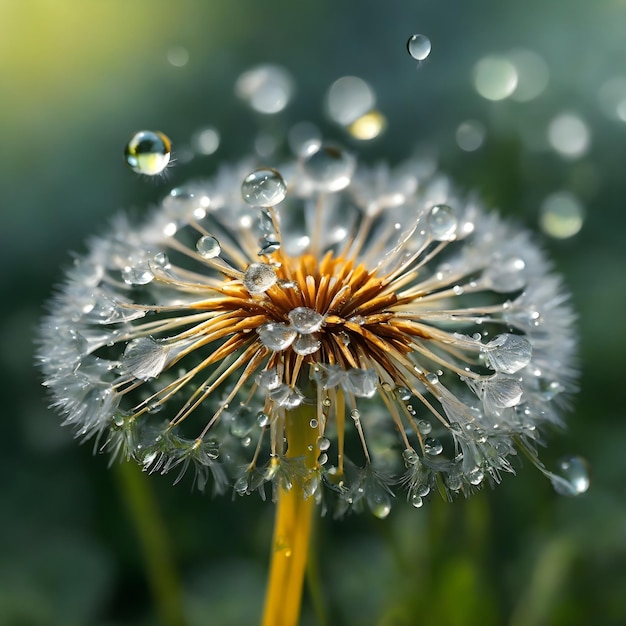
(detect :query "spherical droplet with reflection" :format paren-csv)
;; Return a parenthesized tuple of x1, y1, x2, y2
(407, 34, 432, 61)
(124, 130, 172, 176)
(241, 168, 287, 207)
(301, 143, 355, 192)
(552, 455, 591, 496)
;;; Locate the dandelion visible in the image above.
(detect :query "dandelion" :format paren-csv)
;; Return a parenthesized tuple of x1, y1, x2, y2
(38, 140, 577, 625)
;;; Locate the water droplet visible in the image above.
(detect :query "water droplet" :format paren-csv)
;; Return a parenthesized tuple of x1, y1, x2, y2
(344, 369, 377, 398)
(484, 377, 524, 408)
(424, 437, 443, 455)
(425, 372, 439, 385)
(402, 448, 419, 466)
(540, 191, 585, 239)
(367, 485, 392, 519)
(147, 400, 164, 414)
(258, 235, 281, 255)
(235, 64, 294, 115)
(112, 414, 125, 427)
(467, 467, 484, 485)
(474, 428, 488, 444)
(410, 494, 424, 508)
(301, 143, 356, 192)
(428, 204, 458, 241)
(447, 473, 463, 491)
(484, 257, 527, 293)
(407, 34, 432, 61)
(309, 418, 318, 428)
(196, 235, 221, 259)
(325, 76, 376, 126)
(322, 397, 332, 407)
(152, 252, 171, 270)
(244, 263, 278, 294)
(418, 420, 432, 435)
(124, 130, 171, 176)
(398, 387, 412, 401)
(121, 263, 154, 286)
(456, 120, 486, 152)
(241, 168, 287, 207)
(317, 452, 328, 465)
(257, 323, 297, 351)
(122, 337, 169, 380)
(317, 437, 331, 451)
(256, 368, 281, 390)
(538, 378, 564, 401)
(288, 307, 324, 334)
(484, 333, 533, 374)
(551, 455, 590, 496)
(547, 112, 590, 159)
(293, 334, 321, 356)
(257, 412, 270, 427)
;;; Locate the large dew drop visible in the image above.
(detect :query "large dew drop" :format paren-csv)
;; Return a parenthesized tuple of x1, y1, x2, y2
(428, 204, 458, 241)
(287, 307, 324, 334)
(257, 323, 297, 351)
(484, 256, 527, 293)
(122, 337, 170, 380)
(484, 333, 533, 374)
(301, 143, 356, 192)
(484, 377, 524, 408)
(241, 168, 287, 207)
(196, 235, 221, 259)
(551, 456, 591, 496)
(124, 130, 171, 176)
(243, 263, 278, 294)
(407, 34, 432, 61)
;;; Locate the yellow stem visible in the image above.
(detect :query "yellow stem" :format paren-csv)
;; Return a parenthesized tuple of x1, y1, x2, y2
(261, 404, 318, 626)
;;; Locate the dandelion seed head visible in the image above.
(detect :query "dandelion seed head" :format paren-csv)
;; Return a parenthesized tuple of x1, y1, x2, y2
(39, 85, 578, 514)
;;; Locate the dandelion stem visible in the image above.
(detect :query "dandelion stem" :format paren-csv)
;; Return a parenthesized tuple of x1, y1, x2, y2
(115, 461, 187, 626)
(261, 403, 318, 626)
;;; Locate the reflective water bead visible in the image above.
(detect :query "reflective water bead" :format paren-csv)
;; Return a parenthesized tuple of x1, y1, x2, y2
(410, 494, 424, 508)
(467, 467, 485, 485)
(152, 252, 171, 270)
(424, 437, 443, 455)
(288, 307, 324, 334)
(293, 334, 321, 355)
(484, 377, 524, 408)
(241, 168, 287, 207)
(122, 337, 169, 380)
(366, 486, 392, 519)
(257, 412, 271, 427)
(407, 34, 432, 61)
(417, 420, 432, 435)
(402, 448, 419, 466)
(484, 333, 533, 374)
(447, 473, 463, 491)
(301, 143, 356, 192)
(121, 263, 154, 286)
(317, 436, 331, 451)
(258, 235, 281, 255)
(196, 235, 221, 259)
(124, 130, 171, 175)
(256, 368, 281, 390)
(318, 452, 328, 465)
(398, 387, 412, 401)
(257, 323, 297, 351)
(344, 368, 378, 398)
(425, 372, 439, 385)
(243, 263, 278, 294)
(551, 456, 591, 496)
(428, 204, 458, 241)
(309, 418, 318, 428)
(484, 257, 527, 293)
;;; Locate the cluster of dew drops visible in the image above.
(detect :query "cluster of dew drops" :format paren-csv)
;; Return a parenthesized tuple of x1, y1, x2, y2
(118, 34, 590, 500)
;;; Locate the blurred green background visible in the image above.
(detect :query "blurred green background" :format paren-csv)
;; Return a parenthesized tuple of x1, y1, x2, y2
(2, 1, 625, 624)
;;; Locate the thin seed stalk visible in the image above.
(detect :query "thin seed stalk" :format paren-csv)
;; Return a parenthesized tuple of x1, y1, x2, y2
(261, 403, 319, 626)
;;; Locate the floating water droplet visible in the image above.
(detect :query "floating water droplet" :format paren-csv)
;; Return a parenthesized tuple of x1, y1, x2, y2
(407, 34, 432, 61)
(241, 168, 287, 207)
(124, 130, 171, 175)
(424, 437, 443, 455)
(235, 64, 294, 115)
(258, 323, 297, 351)
(122, 337, 169, 380)
(244, 263, 278, 294)
(293, 334, 321, 355)
(288, 307, 324, 334)
(551, 455, 590, 496)
(428, 204, 458, 241)
(147, 400, 164, 414)
(196, 235, 221, 259)
(484, 333, 533, 374)
(301, 143, 356, 192)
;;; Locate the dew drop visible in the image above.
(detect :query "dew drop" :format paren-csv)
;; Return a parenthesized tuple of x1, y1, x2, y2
(484, 333, 533, 374)
(196, 235, 221, 259)
(428, 204, 458, 241)
(121, 263, 154, 286)
(288, 307, 324, 334)
(258, 235, 281, 255)
(447, 473, 463, 491)
(241, 168, 287, 207)
(322, 397, 332, 407)
(551, 455, 590, 496)
(484, 257, 527, 293)
(397, 387, 412, 401)
(350, 409, 361, 421)
(235, 64, 294, 115)
(317, 437, 331, 451)
(402, 448, 419, 466)
(152, 252, 171, 270)
(257, 322, 297, 351)
(367, 486, 392, 519)
(318, 452, 328, 465)
(425, 372, 439, 385)
(243, 263, 278, 294)
(309, 418, 318, 428)
(122, 337, 169, 380)
(484, 377, 524, 408)
(468, 467, 485, 485)
(424, 437, 443, 455)
(410, 494, 424, 508)
(293, 334, 322, 355)
(417, 420, 432, 435)
(407, 34, 432, 61)
(301, 143, 356, 192)
(257, 412, 271, 427)
(124, 130, 171, 176)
